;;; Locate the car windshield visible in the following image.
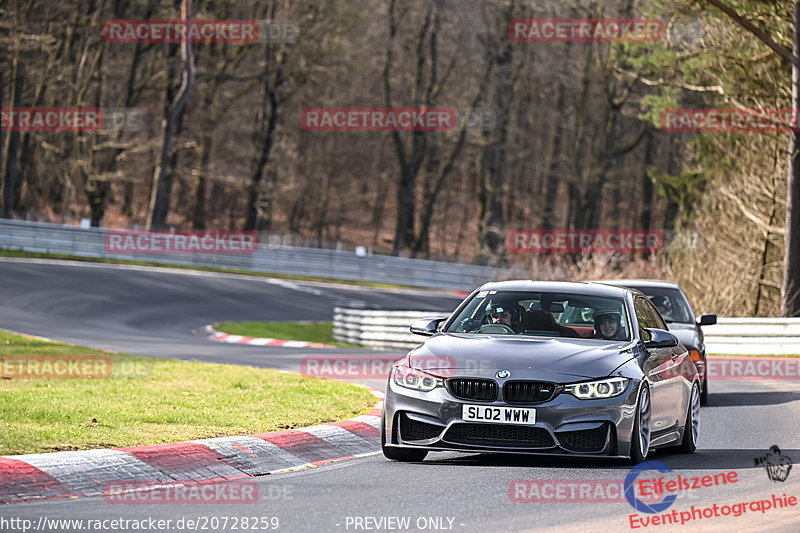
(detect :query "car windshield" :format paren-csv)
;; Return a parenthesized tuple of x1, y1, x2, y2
(634, 287, 694, 324)
(446, 290, 631, 341)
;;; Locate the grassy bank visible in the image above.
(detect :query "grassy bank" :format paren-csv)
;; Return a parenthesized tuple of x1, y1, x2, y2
(0, 330, 376, 455)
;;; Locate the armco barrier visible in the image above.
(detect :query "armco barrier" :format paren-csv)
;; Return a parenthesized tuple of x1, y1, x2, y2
(0, 219, 520, 290)
(332, 308, 448, 350)
(333, 309, 800, 355)
(703, 318, 800, 355)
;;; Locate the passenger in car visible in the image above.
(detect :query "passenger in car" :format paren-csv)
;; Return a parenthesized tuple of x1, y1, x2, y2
(593, 311, 627, 340)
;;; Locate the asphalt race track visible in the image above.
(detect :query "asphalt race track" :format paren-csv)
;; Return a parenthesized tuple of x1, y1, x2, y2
(1, 258, 799, 532)
(0, 258, 460, 390)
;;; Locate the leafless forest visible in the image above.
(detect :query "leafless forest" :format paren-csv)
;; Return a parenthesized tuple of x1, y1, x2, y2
(1, 0, 798, 317)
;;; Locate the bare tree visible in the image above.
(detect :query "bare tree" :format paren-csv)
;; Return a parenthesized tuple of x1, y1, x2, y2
(474, 2, 517, 264)
(789, 0, 800, 316)
(146, 0, 196, 230)
(2, 6, 24, 219)
(701, 0, 799, 315)
(384, 0, 434, 255)
(244, 40, 286, 231)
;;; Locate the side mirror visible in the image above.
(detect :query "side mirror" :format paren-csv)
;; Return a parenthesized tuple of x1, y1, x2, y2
(410, 318, 447, 336)
(643, 328, 679, 349)
(697, 313, 717, 326)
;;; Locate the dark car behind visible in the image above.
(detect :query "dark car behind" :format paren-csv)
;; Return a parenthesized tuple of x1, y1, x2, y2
(594, 280, 716, 404)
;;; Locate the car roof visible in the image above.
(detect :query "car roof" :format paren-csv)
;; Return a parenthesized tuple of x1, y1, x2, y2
(592, 279, 681, 290)
(477, 280, 632, 298)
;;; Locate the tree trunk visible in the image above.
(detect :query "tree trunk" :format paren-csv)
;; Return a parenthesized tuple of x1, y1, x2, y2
(82, 4, 109, 227)
(244, 76, 282, 231)
(568, 39, 593, 229)
(756, 152, 781, 316)
(541, 82, 565, 229)
(0, 69, 3, 215)
(0, 69, 5, 217)
(697, 0, 799, 315)
(90, 0, 152, 227)
(191, 131, 211, 230)
(475, 33, 513, 264)
(638, 133, 655, 231)
(386, 0, 433, 255)
(146, 0, 195, 230)
(784, 0, 800, 316)
(3, 63, 23, 219)
(476, 142, 507, 261)
(244, 14, 287, 233)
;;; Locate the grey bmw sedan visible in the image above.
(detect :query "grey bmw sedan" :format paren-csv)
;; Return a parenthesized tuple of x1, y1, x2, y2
(382, 281, 700, 464)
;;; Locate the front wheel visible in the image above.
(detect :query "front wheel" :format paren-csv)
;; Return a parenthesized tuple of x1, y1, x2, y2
(381, 412, 428, 462)
(628, 384, 651, 464)
(675, 381, 700, 454)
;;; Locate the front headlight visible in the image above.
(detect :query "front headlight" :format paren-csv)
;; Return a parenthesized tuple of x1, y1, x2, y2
(564, 377, 629, 399)
(392, 364, 442, 392)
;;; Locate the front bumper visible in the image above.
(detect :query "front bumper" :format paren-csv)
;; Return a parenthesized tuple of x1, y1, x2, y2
(383, 377, 641, 458)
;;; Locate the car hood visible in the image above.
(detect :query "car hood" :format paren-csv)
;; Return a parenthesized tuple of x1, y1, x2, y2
(407, 333, 635, 382)
(665, 322, 699, 350)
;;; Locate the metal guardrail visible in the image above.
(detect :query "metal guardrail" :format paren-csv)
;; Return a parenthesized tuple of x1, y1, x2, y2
(703, 318, 800, 355)
(333, 308, 446, 350)
(0, 219, 520, 290)
(332, 309, 800, 355)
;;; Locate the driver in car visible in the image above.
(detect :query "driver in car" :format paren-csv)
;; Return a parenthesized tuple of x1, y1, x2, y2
(489, 302, 523, 333)
(593, 311, 626, 340)
(651, 295, 673, 322)
(490, 304, 513, 326)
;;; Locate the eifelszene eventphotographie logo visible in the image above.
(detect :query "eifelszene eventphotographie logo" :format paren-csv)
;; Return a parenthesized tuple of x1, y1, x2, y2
(753, 445, 793, 482)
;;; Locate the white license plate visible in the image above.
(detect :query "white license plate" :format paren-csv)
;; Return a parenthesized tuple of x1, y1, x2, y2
(462, 405, 536, 425)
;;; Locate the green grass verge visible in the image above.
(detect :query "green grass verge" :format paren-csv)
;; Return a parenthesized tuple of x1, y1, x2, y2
(0, 248, 411, 290)
(0, 330, 376, 455)
(216, 321, 363, 349)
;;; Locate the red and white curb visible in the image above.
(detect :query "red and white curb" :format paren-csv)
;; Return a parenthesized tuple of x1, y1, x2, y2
(0, 388, 385, 504)
(199, 324, 337, 349)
